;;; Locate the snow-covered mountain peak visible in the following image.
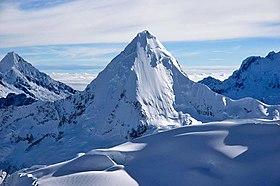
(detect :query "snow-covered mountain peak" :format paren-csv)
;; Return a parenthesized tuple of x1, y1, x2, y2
(199, 51, 280, 104)
(239, 51, 280, 72)
(0, 51, 40, 78)
(86, 30, 182, 90)
(126, 30, 165, 51)
(266, 50, 279, 60)
(83, 30, 195, 136)
(239, 56, 261, 72)
(0, 52, 76, 101)
(0, 51, 21, 73)
(122, 30, 170, 60)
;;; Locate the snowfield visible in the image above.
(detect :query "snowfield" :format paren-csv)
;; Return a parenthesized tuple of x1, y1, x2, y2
(3, 119, 280, 186)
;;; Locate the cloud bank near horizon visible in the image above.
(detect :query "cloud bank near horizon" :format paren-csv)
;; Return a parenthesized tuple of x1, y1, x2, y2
(49, 72, 96, 91)
(48, 66, 237, 90)
(0, 0, 279, 47)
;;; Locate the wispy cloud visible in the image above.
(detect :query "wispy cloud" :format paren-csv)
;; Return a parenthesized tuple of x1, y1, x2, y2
(36, 64, 105, 71)
(171, 51, 202, 57)
(210, 58, 223, 61)
(211, 45, 241, 54)
(183, 66, 238, 72)
(52, 47, 121, 58)
(0, 0, 279, 47)
(0, 43, 125, 68)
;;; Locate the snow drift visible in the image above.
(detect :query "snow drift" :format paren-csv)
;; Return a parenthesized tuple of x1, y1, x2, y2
(3, 119, 280, 186)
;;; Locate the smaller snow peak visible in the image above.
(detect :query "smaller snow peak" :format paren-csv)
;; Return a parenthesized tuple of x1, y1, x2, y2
(0, 52, 21, 73)
(240, 51, 280, 71)
(4, 51, 20, 62)
(267, 51, 276, 56)
(240, 56, 261, 71)
(266, 51, 280, 60)
(8, 51, 21, 60)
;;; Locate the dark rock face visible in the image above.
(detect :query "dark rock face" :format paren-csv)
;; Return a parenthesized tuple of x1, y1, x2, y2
(0, 93, 36, 109)
(198, 76, 223, 93)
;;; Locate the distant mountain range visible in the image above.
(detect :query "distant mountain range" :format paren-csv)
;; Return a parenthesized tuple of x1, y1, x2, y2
(0, 31, 279, 174)
(0, 52, 76, 103)
(199, 51, 280, 105)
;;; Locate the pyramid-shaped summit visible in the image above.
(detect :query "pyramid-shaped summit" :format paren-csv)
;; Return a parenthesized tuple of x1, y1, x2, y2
(122, 30, 166, 54)
(80, 30, 280, 138)
(0, 51, 21, 73)
(0, 52, 43, 75)
(82, 30, 196, 137)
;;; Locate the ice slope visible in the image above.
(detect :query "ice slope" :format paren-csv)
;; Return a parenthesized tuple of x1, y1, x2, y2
(1, 31, 280, 173)
(3, 119, 280, 186)
(0, 52, 76, 102)
(199, 51, 280, 105)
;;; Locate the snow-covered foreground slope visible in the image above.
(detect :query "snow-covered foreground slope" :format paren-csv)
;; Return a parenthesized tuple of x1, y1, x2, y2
(3, 119, 280, 186)
(199, 51, 280, 105)
(0, 52, 76, 102)
(1, 31, 280, 173)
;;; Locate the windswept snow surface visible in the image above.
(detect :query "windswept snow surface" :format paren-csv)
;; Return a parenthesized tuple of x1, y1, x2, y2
(4, 119, 280, 186)
(199, 51, 280, 105)
(1, 31, 280, 173)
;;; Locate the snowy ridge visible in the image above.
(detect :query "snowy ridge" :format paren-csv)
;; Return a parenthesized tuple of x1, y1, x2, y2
(3, 119, 280, 186)
(0, 52, 76, 102)
(199, 51, 280, 105)
(0, 31, 280, 173)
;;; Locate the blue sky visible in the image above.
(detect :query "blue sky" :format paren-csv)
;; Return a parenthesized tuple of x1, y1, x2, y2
(0, 0, 279, 89)
(0, 38, 279, 73)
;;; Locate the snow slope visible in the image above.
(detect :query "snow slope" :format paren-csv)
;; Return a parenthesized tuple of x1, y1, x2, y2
(199, 51, 280, 105)
(1, 31, 280, 173)
(3, 119, 280, 186)
(0, 52, 76, 102)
